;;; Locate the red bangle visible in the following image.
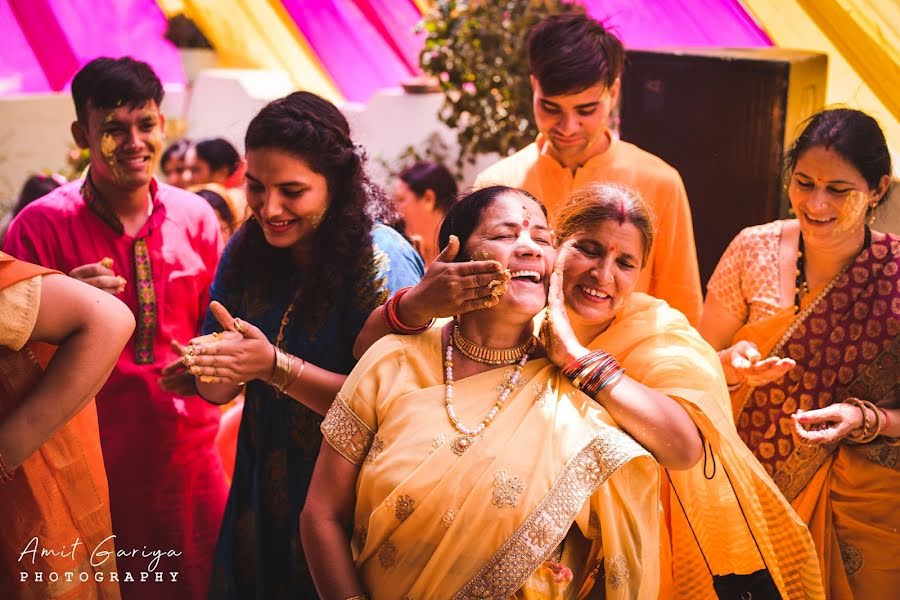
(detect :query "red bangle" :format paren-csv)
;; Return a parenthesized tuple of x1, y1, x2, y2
(382, 287, 435, 335)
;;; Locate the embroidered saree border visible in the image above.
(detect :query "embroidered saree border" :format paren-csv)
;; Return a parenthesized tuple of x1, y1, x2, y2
(321, 392, 376, 465)
(735, 237, 900, 500)
(451, 425, 648, 599)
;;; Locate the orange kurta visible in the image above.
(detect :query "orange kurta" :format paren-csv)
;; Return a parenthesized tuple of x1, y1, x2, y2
(475, 135, 702, 324)
(0, 253, 119, 600)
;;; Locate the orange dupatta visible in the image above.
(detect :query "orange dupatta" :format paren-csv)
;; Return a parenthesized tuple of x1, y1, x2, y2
(0, 253, 120, 599)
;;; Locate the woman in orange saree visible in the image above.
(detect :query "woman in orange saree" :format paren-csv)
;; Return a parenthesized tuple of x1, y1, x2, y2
(701, 108, 899, 598)
(0, 253, 133, 599)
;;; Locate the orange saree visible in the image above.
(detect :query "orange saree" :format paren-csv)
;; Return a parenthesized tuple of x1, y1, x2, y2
(0, 253, 120, 599)
(731, 235, 900, 598)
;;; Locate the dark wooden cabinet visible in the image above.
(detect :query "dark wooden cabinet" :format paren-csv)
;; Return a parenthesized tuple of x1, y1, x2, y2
(620, 48, 828, 286)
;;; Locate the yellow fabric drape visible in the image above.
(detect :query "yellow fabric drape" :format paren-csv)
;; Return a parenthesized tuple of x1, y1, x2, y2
(156, 0, 184, 16)
(590, 293, 825, 599)
(741, 0, 900, 153)
(169, 0, 342, 103)
(323, 329, 661, 599)
(796, 0, 900, 121)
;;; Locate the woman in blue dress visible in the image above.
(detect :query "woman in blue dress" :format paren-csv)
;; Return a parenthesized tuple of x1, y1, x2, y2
(185, 91, 424, 599)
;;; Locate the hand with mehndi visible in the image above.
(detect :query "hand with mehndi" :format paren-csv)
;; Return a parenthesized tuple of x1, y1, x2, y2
(541, 247, 590, 366)
(182, 301, 275, 386)
(792, 403, 869, 445)
(722, 340, 795, 388)
(399, 234, 511, 323)
(68, 257, 127, 295)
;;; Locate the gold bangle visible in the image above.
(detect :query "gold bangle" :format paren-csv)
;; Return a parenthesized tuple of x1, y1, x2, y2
(845, 398, 881, 443)
(284, 358, 306, 391)
(344, 596, 368, 600)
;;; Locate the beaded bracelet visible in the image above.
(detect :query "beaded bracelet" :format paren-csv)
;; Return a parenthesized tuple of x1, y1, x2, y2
(382, 287, 435, 335)
(0, 450, 15, 484)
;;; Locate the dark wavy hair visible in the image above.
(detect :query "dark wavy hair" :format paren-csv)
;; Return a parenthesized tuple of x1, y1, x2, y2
(195, 138, 241, 176)
(222, 91, 390, 330)
(785, 108, 892, 191)
(528, 13, 624, 96)
(398, 161, 458, 214)
(438, 186, 546, 262)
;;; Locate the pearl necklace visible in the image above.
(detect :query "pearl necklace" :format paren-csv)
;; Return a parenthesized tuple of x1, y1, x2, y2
(444, 336, 529, 455)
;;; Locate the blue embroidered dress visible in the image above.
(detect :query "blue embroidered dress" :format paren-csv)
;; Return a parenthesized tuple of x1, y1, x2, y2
(206, 224, 423, 599)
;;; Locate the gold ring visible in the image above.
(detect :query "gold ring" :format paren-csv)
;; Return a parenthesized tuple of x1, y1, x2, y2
(233, 318, 246, 334)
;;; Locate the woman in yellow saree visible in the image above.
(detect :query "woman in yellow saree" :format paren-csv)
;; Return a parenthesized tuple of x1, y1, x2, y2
(354, 182, 824, 599)
(302, 186, 673, 599)
(700, 108, 898, 598)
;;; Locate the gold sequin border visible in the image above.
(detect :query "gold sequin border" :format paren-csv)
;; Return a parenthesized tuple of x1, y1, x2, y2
(320, 393, 375, 465)
(452, 425, 649, 599)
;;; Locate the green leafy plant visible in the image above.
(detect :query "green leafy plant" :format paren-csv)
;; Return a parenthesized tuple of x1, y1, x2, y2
(419, 0, 584, 167)
(374, 132, 457, 182)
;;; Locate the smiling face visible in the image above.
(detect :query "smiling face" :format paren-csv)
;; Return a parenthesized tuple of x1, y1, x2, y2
(561, 219, 644, 337)
(464, 191, 556, 318)
(789, 145, 883, 245)
(73, 100, 165, 191)
(245, 147, 329, 249)
(532, 76, 619, 169)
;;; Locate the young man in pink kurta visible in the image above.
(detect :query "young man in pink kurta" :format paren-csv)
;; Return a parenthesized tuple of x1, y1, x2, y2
(3, 57, 226, 600)
(475, 14, 703, 324)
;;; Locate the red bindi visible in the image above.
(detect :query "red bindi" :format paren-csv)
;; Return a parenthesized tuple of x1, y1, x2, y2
(522, 219, 530, 228)
(609, 244, 617, 253)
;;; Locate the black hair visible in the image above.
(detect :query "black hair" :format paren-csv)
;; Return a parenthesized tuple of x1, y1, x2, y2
(161, 139, 191, 169)
(528, 13, 624, 96)
(224, 91, 391, 330)
(195, 188, 236, 232)
(71, 57, 164, 123)
(194, 138, 241, 176)
(438, 186, 546, 262)
(398, 161, 458, 214)
(785, 108, 892, 191)
(14, 175, 63, 215)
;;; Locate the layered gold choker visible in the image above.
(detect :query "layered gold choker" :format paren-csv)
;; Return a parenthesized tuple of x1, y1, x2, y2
(451, 324, 536, 366)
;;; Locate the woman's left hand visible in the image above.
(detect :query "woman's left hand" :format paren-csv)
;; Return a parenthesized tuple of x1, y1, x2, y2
(542, 247, 589, 366)
(792, 404, 863, 445)
(183, 301, 275, 385)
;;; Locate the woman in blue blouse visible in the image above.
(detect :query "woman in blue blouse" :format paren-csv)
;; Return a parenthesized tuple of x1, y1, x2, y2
(186, 92, 424, 599)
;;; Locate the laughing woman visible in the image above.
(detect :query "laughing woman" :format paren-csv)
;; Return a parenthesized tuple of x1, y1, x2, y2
(187, 92, 424, 598)
(302, 186, 661, 599)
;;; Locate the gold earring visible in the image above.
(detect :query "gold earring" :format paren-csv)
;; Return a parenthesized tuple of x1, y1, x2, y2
(869, 203, 878, 226)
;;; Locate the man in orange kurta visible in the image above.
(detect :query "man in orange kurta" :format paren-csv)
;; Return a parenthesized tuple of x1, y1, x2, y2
(475, 14, 702, 324)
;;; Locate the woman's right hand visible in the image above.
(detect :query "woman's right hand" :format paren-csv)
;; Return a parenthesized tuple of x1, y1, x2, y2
(542, 265, 589, 366)
(399, 234, 510, 324)
(721, 340, 795, 388)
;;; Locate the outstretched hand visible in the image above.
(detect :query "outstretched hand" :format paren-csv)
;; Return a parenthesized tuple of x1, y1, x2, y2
(724, 340, 795, 388)
(792, 403, 864, 445)
(399, 235, 511, 323)
(182, 301, 275, 386)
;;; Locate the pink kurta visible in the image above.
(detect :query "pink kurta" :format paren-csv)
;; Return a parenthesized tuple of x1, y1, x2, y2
(3, 178, 227, 600)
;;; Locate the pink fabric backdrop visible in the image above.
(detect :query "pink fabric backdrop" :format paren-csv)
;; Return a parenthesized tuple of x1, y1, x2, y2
(2, 0, 771, 98)
(584, 0, 771, 47)
(282, 0, 417, 103)
(4, 0, 184, 95)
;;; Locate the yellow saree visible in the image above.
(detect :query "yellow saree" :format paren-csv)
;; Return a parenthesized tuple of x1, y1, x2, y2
(321, 327, 661, 599)
(591, 293, 824, 599)
(731, 235, 900, 598)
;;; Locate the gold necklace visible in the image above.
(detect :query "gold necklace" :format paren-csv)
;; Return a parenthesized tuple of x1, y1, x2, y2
(444, 338, 529, 455)
(451, 324, 536, 365)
